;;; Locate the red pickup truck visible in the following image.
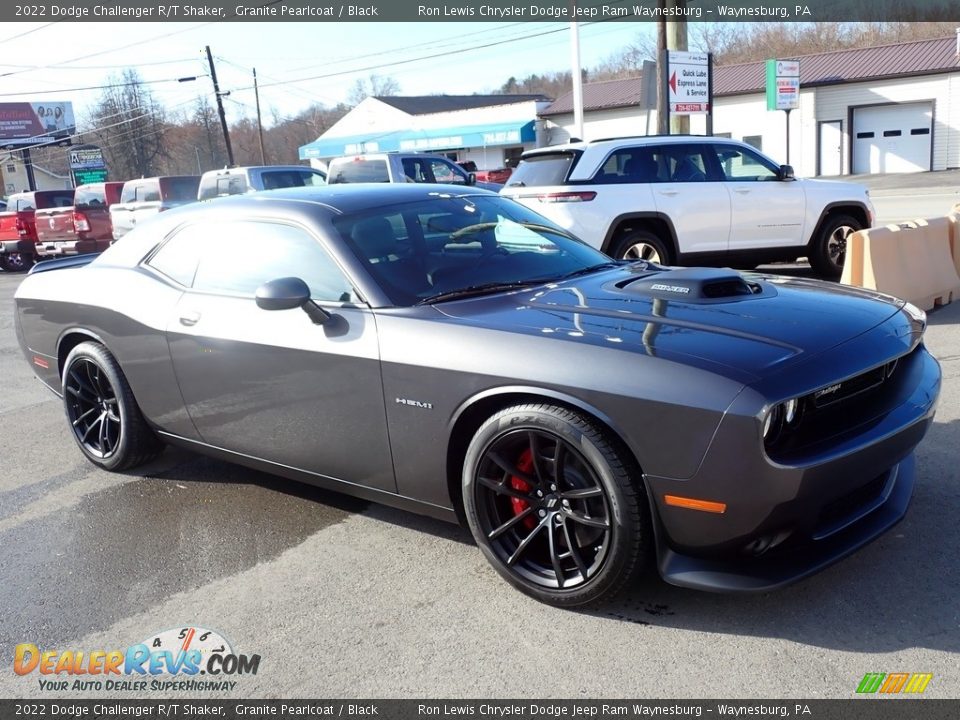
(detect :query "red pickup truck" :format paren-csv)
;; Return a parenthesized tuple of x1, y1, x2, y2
(42, 181, 124, 256)
(0, 189, 75, 272)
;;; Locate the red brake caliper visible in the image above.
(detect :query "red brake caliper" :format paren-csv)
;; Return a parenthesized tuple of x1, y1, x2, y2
(510, 449, 537, 530)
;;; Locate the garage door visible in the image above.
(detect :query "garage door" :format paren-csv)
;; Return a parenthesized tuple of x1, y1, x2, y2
(852, 102, 933, 174)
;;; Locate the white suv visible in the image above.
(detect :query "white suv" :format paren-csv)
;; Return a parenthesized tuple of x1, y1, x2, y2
(499, 136, 874, 277)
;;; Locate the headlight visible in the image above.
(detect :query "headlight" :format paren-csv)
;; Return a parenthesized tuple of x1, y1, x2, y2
(902, 301, 926, 326)
(783, 397, 799, 425)
(763, 397, 801, 445)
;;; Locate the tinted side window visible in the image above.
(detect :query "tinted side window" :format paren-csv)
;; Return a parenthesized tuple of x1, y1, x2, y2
(658, 144, 712, 182)
(507, 153, 577, 187)
(191, 221, 354, 302)
(430, 159, 465, 184)
(75, 187, 105, 207)
(329, 160, 389, 183)
(711, 144, 779, 182)
(146, 225, 204, 286)
(137, 182, 161, 202)
(161, 177, 200, 201)
(592, 148, 660, 184)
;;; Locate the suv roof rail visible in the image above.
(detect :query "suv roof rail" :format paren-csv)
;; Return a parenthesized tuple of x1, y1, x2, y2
(588, 133, 712, 143)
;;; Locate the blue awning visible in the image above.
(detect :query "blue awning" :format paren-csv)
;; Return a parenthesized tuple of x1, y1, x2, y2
(299, 120, 535, 160)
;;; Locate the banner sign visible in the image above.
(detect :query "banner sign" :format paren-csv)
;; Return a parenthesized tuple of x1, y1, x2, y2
(766, 59, 801, 111)
(667, 51, 711, 114)
(0, 101, 76, 148)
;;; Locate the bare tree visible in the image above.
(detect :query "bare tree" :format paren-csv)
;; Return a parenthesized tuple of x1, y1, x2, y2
(87, 69, 168, 180)
(347, 74, 401, 105)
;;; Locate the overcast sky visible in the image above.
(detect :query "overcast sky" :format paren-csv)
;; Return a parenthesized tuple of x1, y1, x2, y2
(0, 21, 648, 127)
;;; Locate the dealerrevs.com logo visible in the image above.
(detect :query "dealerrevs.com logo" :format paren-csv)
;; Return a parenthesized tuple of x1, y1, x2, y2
(13, 626, 260, 692)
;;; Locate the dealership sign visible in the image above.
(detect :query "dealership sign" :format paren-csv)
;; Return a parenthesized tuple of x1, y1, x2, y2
(667, 51, 711, 114)
(766, 60, 801, 111)
(0, 102, 76, 148)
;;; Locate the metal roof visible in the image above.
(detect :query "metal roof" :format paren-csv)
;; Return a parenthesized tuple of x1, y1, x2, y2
(541, 36, 960, 116)
(375, 94, 550, 115)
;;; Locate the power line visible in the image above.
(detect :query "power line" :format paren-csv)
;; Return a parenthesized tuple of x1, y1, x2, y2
(0, 75, 208, 98)
(0, 22, 57, 45)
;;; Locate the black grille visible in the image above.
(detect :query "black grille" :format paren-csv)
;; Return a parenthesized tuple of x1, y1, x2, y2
(811, 361, 896, 409)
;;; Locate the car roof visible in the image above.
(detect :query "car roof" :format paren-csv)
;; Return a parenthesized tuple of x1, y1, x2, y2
(522, 134, 730, 156)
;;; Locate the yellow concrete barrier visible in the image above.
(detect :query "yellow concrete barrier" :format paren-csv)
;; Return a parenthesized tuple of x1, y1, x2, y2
(949, 212, 960, 280)
(841, 217, 960, 311)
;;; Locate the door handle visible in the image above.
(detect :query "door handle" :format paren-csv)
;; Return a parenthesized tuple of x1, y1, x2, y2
(657, 190, 679, 197)
(733, 189, 751, 194)
(179, 311, 201, 327)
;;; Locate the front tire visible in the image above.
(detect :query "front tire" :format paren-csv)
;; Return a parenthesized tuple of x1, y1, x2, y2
(463, 404, 649, 607)
(810, 214, 861, 278)
(611, 231, 672, 265)
(62, 342, 163, 471)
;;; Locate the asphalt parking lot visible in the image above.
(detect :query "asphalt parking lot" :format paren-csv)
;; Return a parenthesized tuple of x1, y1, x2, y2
(0, 264, 958, 699)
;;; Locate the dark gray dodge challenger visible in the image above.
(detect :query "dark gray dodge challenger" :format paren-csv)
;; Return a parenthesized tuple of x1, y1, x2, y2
(14, 184, 941, 606)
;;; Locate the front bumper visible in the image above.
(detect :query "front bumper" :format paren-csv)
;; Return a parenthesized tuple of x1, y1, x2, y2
(644, 345, 940, 593)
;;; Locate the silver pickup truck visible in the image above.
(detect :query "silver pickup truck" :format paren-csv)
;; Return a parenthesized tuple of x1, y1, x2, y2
(110, 176, 200, 241)
(326, 153, 501, 190)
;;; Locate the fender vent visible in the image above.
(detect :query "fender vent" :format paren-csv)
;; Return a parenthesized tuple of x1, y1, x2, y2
(618, 267, 764, 302)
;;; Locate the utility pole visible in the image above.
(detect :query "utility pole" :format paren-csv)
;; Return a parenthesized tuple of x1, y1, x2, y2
(205, 45, 234, 167)
(253, 67, 267, 165)
(656, 8, 668, 135)
(667, 0, 689, 136)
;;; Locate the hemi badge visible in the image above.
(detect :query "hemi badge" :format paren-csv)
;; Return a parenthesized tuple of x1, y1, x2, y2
(33, 356, 50, 369)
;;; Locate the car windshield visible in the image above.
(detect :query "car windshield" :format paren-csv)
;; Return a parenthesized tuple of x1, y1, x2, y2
(506, 152, 578, 187)
(332, 195, 613, 307)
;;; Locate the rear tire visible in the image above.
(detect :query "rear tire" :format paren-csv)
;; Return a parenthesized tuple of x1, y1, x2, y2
(62, 341, 163, 471)
(810, 214, 861, 279)
(0, 252, 34, 273)
(463, 403, 649, 607)
(611, 231, 672, 265)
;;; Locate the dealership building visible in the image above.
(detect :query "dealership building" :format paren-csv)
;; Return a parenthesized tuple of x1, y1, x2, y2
(542, 35, 960, 177)
(302, 35, 960, 178)
(300, 94, 551, 171)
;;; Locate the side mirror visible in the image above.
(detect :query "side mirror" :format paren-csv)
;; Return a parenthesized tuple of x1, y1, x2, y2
(466, 172, 476, 186)
(255, 277, 330, 324)
(778, 164, 795, 181)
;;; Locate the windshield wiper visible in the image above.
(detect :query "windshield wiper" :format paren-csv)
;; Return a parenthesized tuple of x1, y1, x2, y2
(554, 262, 622, 280)
(417, 280, 543, 305)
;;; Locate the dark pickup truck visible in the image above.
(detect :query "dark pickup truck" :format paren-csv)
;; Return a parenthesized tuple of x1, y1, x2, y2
(0, 189, 75, 272)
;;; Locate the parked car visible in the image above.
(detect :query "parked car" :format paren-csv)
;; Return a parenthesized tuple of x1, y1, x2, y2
(476, 167, 513, 184)
(71, 181, 125, 253)
(327, 152, 501, 190)
(110, 175, 200, 241)
(0, 189, 75, 271)
(500, 136, 875, 277)
(197, 165, 326, 201)
(14, 184, 939, 606)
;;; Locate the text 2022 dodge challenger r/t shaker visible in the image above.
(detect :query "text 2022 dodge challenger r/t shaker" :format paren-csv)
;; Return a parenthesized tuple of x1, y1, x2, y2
(14, 185, 941, 607)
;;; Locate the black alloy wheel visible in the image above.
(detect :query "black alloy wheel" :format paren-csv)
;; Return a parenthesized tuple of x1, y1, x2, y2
(464, 404, 649, 607)
(810, 214, 861, 279)
(62, 342, 163, 471)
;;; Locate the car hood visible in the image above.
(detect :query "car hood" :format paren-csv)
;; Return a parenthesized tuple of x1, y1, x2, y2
(432, 266, 904, 383)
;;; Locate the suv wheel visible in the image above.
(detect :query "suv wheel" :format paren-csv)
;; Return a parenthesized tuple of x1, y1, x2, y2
(611, 231, 672, 265)
(810, 214, 861, 279)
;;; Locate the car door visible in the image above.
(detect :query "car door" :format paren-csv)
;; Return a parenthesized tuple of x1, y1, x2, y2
(647, 143, 731, 256)
(156, 217, 396, 493)
(709, 142, 807, 251)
